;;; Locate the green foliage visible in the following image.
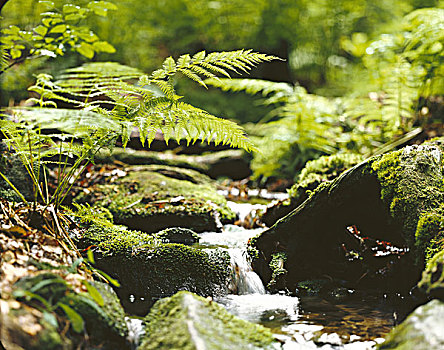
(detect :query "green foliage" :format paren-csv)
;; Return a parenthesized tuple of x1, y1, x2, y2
(0, 0, 116, 75)
(28, 50, 277, 151)
(0, 109, 117, 208)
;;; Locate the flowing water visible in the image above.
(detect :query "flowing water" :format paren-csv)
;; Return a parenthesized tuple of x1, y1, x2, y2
(195, 202, 403, 349)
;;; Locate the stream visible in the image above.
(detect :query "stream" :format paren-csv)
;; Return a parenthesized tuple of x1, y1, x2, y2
(127, 202, 409, 349)
(194, 202, 405, 349)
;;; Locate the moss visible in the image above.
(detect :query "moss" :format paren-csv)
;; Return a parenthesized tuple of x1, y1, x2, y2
(77, 222, 157, 256)
(76, 164, 236, 233)
(267, 252, 287, 290)
(61, 281, 130, 349)
(418, 249, 444, 300)
(295, 279, 331, 296)
(415, 208, 444, 263)
(371, 144, 444, 253)
(288, 153, 363, 202)
(140, 291, 275, 350)
(13, 273, 130, 349)
(153, 227, 200, 245)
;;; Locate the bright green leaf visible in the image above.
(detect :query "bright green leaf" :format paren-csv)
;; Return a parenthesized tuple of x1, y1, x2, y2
(63, 4, 79, 14)
(34, 25, 48, 36)
(49, 24, 67, 34)
(92, 41, 116, 53)
(82, 281, 104, 306)
(58, 303, 84, 333)
(42, 311, 58, 329)
(76, 42, 94, 58)
(10, 49, 22, 59)
(87, 1, 117, 17)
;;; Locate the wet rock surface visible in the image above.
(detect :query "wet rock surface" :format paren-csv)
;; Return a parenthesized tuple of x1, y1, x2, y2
(250, 141, 444, 294)
(75, 222, 231, 316)
(378, 299, 444, 350)
(139, 291, 276, 350)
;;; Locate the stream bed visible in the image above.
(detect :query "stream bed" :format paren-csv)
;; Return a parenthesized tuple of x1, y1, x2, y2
(194, 201, 409, 349)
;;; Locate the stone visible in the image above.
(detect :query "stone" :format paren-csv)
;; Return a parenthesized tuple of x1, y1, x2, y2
(75, 164, 236, 233)
(76, 222, 231, 316)
(139, 291, 276, 350)
(250, 140, 444, 293)
(378, 299, 444, 350)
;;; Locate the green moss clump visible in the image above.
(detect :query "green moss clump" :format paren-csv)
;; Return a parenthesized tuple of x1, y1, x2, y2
(77, 222, 157, 256)
(267, 252, 287, 290)
(418, 250, 444, 300)
(371, 144, 444, 252)
(288, 153, 363, 202)
(153, 227, 200, 245)
(76, 164, 236, 232)
(415, 208, 444, 263)
(140, 291, 275, 350)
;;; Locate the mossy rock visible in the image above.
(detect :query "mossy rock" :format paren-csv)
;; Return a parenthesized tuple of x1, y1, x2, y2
(250, 140, 444, 293)
(75, 164, 236, 233)
(76, 222, 230, 316)
(261, 153, 363, 227)
(139, 291, 276, 350)
(13, 273, 130, 349)
(153, 227, 200, 245)
(0, 142, 36, 202)
(95, 148, 251, 180)
(418, 249, 444, 300)
(378, 299, 444, 350)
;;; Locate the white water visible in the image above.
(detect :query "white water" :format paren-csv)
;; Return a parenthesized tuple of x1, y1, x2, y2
(199, 224, 266, 295)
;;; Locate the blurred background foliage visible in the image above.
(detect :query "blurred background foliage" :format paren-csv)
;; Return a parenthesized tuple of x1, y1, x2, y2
(1, 0, 443, 184)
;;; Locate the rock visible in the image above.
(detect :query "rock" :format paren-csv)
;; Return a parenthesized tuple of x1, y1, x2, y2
(153, 227, 200, 245)
(139, 291, 276, 350)
(378, 299, 444, 350)
(12, 273, 130, 349)
(0, 142, 36, 202)
(95, 147, 252, 180)
(76, 223, 231, 316)
(261, 153, 363, 227)
(418, 249, 444, 300)
(250, 140, 444, 293)
(75, 164, 236, 233)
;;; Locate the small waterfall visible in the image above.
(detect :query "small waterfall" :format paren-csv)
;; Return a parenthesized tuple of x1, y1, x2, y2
(228, 248, 265, 295)
(199, 224, 266, 295)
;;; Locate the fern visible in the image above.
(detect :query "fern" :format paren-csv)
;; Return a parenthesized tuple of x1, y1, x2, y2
(27, 50, 278, 151)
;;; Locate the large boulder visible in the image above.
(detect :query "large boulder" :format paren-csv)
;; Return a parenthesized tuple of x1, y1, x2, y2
(75, 164, 236, 233)
(139, 291, 276, 350)
(261, 153, 363, 227)
(75, 222, 231, 316)
(378, 299, 444, 350)
(250, 140, 444, 293)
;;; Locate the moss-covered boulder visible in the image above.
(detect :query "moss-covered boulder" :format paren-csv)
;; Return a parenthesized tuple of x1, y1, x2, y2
(153, 227, 200, 245)
(139, 291, 276, 350)
(378, 299, 444, 350)
(12, 273, 130, 349)
(76, 223, 231, 316)
(251, 140, 444, 293)
(418, 249, 444, 300)
(76, 164, 236, 233)
(95, 148, 251, 180)
(261, 153, 363, 227)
